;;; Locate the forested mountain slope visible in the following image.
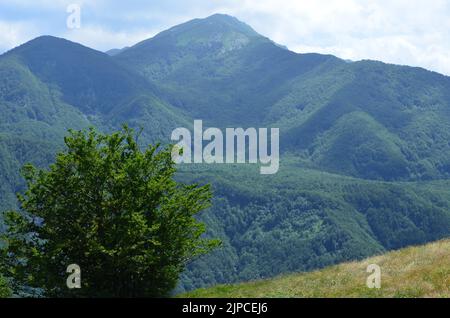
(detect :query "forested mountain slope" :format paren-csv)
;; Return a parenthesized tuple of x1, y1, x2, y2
(0, 14, 450, 292)
(174, 163, 450, 292)
(184, 239, 450, 298)
(0, 36, 189, 211)
(116, 14, 450, 181)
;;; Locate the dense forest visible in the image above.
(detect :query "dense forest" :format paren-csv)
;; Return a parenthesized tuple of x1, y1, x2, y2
(1, 14, 450, 293)
(175, 162, 450, 291)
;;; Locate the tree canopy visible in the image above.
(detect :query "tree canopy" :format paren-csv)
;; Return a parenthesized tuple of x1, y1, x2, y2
(1, 127, 218, 297)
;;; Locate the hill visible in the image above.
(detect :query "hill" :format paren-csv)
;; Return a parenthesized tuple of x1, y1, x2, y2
(0, 35, 190, 212)
(174, 163, 450, 292)
(115, 14, 450, 182)
(1, 14, 450, 293)
(115, 14, 341, 127)
(183, 239, 450, 297)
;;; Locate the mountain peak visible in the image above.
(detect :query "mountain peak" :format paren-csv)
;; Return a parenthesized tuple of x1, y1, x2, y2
(162, 13, 260, 38)
(135, 13, 260, 47)
(4, 35, 100, 59)
(202, 13, 257, 32)
(16, 35, 76, 48)
(205, 13, 238, 20)
(119, 13, 264, 59)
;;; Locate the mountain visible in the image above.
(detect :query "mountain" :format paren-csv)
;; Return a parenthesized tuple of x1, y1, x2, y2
(0, 35, 189, 212)
(1, 14, 450, 293)
(105, 47, 129, 56)
(283, 61, 450, 181)
(2, 36, 189, 129)
(183, 239, 450, 297)
(174, 164, 450, 292)
(115, 14, 450, 182)
(115, 14, 339, 126)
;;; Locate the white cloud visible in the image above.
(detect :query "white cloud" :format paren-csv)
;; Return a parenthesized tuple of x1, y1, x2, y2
(1, 0, 450, 75)
(2, 0, 90, 10)
(217, 0, 450, 75)
(0, 20, 39, 52)
(63, 25, 158, 51)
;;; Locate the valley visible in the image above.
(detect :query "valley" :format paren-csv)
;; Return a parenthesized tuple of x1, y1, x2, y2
(1, 14, 450, 293)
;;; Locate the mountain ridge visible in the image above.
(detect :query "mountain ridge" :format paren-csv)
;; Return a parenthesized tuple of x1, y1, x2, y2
(1, 14, 450, 293)
(113, 14, 450, 181)
(115, 15, 342, 126)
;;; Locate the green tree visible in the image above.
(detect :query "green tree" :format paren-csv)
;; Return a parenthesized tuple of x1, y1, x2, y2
(0, 278, 11, 298)
(0, 263, 11, 298)
(1, 127, 218, 297)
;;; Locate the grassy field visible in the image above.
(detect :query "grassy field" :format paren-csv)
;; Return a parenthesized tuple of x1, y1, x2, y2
(183, 239, 450, 298)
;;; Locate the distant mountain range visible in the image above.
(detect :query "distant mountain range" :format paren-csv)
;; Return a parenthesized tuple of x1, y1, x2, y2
(1, 14, 450, 293)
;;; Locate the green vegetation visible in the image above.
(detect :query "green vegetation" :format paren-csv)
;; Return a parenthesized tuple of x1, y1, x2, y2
(0, 250, 11, 297)
(0, 35, 190, 211)
(0, 275, 10, 298)
(1, 14, 450, 295)
(116, 14, 339, 127)
(1, 127, 217, 297)
(116, 14, 450, 181)
(174, 162, 450, 292)
(183, 239, 450, 298)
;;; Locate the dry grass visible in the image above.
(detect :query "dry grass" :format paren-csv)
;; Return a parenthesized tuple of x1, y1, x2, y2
(182, 239, 450, 298)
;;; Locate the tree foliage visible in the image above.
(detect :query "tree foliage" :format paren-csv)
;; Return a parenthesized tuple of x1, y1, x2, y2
(0, 250, 11, 298)
(1, 127, 218, 297)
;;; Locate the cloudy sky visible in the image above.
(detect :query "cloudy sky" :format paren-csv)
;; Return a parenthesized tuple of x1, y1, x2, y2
(1, 0, 450, 75)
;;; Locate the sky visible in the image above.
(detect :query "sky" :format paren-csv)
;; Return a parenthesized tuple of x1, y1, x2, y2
(1, 0, 450, 75)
